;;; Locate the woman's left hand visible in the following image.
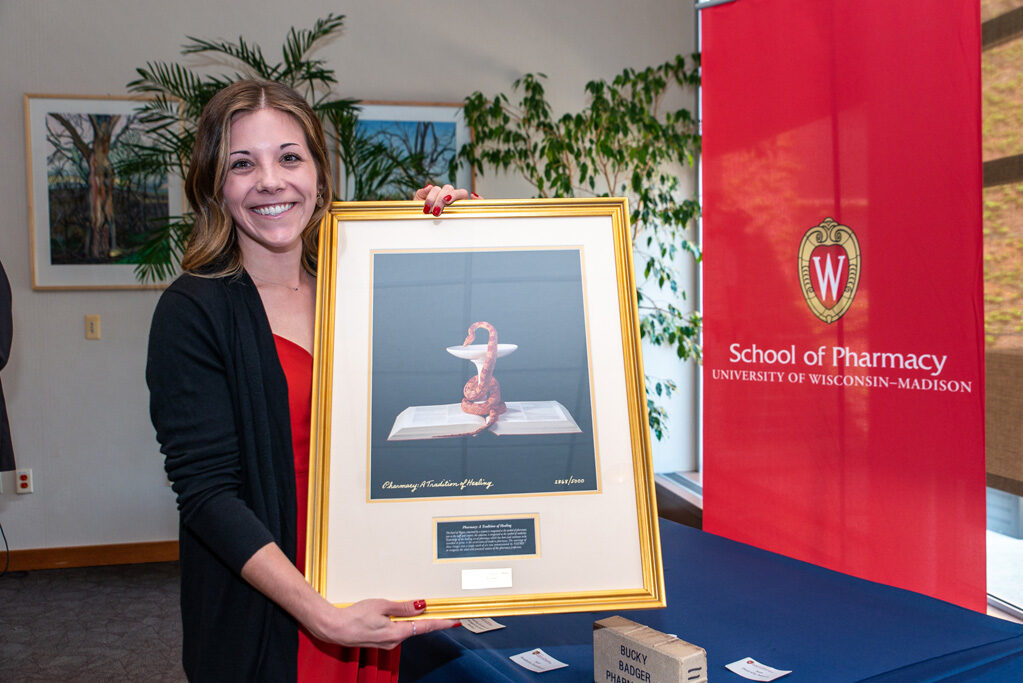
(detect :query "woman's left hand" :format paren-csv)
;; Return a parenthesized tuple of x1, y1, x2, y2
(414, 184, 477, 216)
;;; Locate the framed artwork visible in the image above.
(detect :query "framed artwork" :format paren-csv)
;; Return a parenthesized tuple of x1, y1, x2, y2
(24, 94, 182, 290)
(337, 102, 473, 201)
(308, 198, 664, 619)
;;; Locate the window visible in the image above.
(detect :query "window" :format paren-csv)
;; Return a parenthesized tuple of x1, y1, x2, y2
(981, 0, 1023, 622)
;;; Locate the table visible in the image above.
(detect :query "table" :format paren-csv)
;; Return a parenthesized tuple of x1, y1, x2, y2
(400, 519, 1023, 681)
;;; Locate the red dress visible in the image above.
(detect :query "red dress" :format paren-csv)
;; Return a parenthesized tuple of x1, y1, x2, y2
(274, 335, 401, 683)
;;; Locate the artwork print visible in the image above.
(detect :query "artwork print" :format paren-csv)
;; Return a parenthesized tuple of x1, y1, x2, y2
(356, 118, 456, 199)
(341, 103, 471, 201)
(369, 249, 598, 500)
(25, 95, 180, 289)
(47, 110, 169, 266)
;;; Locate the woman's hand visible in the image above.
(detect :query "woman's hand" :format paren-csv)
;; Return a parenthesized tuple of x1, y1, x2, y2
(240, 542, 458, 650)
(309, 598, 460, 650)
(414, 183, 479, 216)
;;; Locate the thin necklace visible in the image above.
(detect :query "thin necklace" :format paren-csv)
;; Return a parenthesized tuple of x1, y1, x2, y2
(250, 274, 300, 292)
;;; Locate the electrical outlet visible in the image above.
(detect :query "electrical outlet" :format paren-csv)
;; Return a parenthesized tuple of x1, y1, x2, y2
(15, 468, 33, 494)
(85, 314, 101, 340)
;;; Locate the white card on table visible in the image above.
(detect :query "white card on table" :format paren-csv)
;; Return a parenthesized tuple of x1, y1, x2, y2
(460, 617, 506, 633)
(725, 657, 792, 681)
(510, 648, 569, 673)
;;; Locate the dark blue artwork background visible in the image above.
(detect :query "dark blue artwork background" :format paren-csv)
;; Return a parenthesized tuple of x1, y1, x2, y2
(369, 249, 597, 499)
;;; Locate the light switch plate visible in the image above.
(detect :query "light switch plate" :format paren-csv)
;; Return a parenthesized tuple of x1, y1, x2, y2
(85, 314, 101, 340)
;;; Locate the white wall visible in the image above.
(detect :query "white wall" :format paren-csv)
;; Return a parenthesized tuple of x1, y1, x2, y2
(0, 0, 697, 550)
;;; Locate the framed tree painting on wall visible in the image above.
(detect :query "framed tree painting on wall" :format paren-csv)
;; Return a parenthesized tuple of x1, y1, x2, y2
(24, 94, 182, 290)
(336, 102, 473, 201)
(307, 197, 664, 619)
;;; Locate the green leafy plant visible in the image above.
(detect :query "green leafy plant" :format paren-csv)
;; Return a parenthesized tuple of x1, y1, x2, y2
(125, 13, 442, 281)
(457, 56, 702, 439)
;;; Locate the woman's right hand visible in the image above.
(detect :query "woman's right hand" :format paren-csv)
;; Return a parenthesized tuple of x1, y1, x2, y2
(240, 542, 459, 650)
(414, 183, 479, 216)
(310, 598, 460, 649)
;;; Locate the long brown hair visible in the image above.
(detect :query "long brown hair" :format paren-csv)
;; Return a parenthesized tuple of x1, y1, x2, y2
(182, 80, 332, 277)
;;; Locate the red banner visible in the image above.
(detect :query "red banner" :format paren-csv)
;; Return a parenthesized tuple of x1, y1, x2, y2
(702, 0, 985, 610)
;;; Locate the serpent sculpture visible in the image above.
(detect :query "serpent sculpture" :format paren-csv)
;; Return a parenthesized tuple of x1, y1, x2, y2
(460, 321, 507, 435)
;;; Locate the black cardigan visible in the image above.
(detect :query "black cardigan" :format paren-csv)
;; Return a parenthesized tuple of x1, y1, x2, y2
(147, 271, 299, 681)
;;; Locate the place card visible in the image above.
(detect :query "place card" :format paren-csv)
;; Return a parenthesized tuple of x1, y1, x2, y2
(725, 657, 792, 681)
(510, 648, 568, 673)
(460, 617, 506, 634)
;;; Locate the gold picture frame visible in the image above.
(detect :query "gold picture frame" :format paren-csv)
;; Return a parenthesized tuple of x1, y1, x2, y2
(308, 198, 664, 619)
(23, 94, 183, 290)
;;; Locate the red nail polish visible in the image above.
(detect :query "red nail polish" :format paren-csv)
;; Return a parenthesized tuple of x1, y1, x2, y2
(433, 206, 441, 216)
(414, 600, 426, 610)
(444, 195, 452, 203)
(423, 205, 431, 214)
(452, 621, 462, 628)
(471, 193, 480, 198)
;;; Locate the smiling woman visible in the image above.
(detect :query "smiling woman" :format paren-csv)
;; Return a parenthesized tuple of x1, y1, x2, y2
(224, 109, 321, 261)
(222, 107, 324, 351)
(180, 81, 331, 281)
(146, 80, 465, 682)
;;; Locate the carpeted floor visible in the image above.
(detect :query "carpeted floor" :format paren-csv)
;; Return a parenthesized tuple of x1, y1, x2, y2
(0, 562, 184, 682)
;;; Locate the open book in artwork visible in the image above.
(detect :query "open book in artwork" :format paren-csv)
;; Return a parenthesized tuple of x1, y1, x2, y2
(387, 401, 583, 441)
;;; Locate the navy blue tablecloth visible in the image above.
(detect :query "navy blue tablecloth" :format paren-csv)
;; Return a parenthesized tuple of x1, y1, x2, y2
(400, 519, 1023, 682)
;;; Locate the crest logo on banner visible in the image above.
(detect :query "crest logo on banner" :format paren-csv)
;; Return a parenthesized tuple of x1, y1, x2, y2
(798, 218, 861, 324)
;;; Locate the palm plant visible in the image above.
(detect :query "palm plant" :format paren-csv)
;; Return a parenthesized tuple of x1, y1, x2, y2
(329, 108, 433, 201)
(125, 13, 434, 281)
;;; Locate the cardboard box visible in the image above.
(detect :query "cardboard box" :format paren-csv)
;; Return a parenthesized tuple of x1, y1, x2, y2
(594, 616, 707, 683)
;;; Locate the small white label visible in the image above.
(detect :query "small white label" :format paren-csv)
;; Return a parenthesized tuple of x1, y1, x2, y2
(461, 567, 513, 590)
(725, 657, 792, 681)
(461, 617, 506, 633)
(510, 648, 568, 673)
